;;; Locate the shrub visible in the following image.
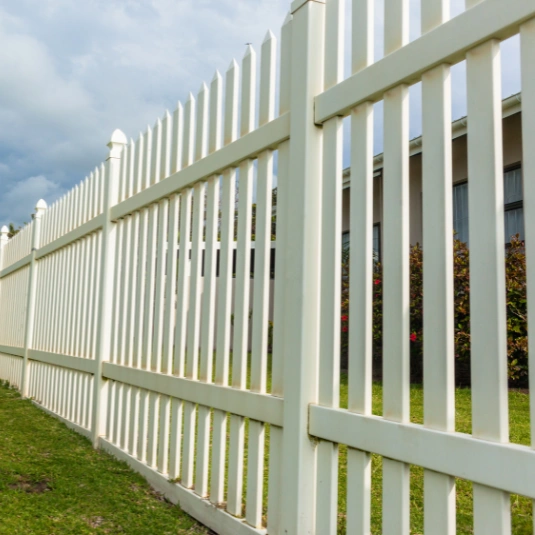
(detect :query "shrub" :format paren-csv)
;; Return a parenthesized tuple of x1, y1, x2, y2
(341, 235, 528, 386)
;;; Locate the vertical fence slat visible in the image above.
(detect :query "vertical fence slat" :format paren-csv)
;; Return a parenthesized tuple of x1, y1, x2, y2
(422, 38, 456, 535)
(382, 83, 411, 535)
(172, 103, 184, 175)
(134, 209, 148, 369)
(183, 94, 196, 170)
(152, 200, 169, 373)
(129, 387, 140, 457)
(169, 396, 184, 480)
(142, 205, 158, 371)
(316, 0, 344, 531)
(184, 180, 205, 490)
(119, 217, 133, 366)
(521, 17, 535, 535)
(228, 43, 257, 518)
(161, 111, 172, 180)
(134, 134, 144, 196)
(246, 30, 276, 529)
(267, 15, 292, 535)
(143, 126, 153, 191)
(111, 221, 124, 364)
(151, 119, 162, 186)
(195, 72, 220, 498)
(126, 214, 139, 367)
(211, 58, 239, 507)
(147, 390, 160, 468)
(466, 38, 511, 535)
(157, 393, 171, 474)
(162, 196, 179, 375)
(347, 93, 374, 535)
(174, 189, 192, 378)
(381, 1, 411, 532)
(199, 72, 222, 385)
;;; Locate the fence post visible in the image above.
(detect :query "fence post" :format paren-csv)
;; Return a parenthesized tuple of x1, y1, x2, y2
(0, 226, 7, 270)
(0, 227, 8, 349)
(21, 199, 47, 398)
(279, 0, 325, 533)
(91, 129, 127, 448)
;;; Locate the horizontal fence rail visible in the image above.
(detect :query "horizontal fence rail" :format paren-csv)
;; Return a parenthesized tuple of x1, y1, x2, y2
(1, 0, 535, 534)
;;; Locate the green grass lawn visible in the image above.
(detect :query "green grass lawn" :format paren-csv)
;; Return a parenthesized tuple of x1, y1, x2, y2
(1, 372, 532, 534)
(0, 382, 210, 535)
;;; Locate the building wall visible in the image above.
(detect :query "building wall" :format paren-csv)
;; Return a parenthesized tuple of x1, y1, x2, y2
(342, 111, 523, 247)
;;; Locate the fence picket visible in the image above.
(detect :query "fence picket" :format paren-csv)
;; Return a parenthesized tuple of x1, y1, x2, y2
(211, 58, 239, 508)
(316, 0, 344, 532)
(267, 13, 292, 535)
(184, 181, 205, 490)
(421, 35, 456, 535)
(228, 44, 256, 518)
(382, 82, 411, 535)
(521, 17, 535, 535)
(467, 38, 511, 535)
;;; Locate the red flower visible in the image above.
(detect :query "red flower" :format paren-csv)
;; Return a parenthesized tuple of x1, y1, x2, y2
(374, 279, 381, 285)
(410, 333, 417, 342)
(341, 315, 348, 322)
(342, 326, 348, 333)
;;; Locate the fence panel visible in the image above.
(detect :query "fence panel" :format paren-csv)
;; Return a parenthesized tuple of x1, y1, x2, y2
(1, 1, 535, 534)
(0, 353, 23, 389)
(0, 267, 30, 349)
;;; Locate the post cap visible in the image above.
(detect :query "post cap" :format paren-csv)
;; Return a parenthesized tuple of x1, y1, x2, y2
(35, 199, 47, 213)
(1, 225, 9, 236)
(107, 129, 128, 159)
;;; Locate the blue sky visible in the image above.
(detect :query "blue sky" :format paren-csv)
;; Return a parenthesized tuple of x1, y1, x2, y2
(0, 0, 521, 226)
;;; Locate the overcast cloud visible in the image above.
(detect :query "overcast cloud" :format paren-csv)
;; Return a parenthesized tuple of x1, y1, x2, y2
(0, 0, 522, 226)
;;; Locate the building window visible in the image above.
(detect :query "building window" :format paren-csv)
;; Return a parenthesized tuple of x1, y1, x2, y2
(373, 223, 381, 261)
(340, 226, 380, 260)
(453, 167, 524, 246)
(504, 167, 524, 243)
(453, 182, 469, 244)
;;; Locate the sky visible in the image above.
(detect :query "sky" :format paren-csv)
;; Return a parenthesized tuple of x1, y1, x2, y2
(0, 0, 522, 227)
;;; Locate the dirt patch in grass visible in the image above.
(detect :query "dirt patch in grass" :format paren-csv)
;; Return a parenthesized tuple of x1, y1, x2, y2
(8, 476, 52, 494)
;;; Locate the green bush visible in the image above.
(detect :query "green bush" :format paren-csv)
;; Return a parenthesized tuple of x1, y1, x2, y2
(341, 235, 528, 386)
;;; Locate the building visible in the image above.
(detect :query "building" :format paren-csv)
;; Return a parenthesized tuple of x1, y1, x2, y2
(341, 93, 524, 258)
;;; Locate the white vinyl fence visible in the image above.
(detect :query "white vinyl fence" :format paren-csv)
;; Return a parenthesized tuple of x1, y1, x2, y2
(1, 0, 535, 533)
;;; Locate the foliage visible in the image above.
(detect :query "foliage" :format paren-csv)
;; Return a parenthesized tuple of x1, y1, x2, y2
(231, 187, 277, 242)
(7, 223, 20, 239)
(341, 235, 528, 385)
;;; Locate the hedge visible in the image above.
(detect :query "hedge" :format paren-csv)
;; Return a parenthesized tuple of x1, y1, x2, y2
(341, 235, 528, 387)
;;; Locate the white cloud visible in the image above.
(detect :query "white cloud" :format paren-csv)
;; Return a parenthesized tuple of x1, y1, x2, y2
(0, 175, 62, 227)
